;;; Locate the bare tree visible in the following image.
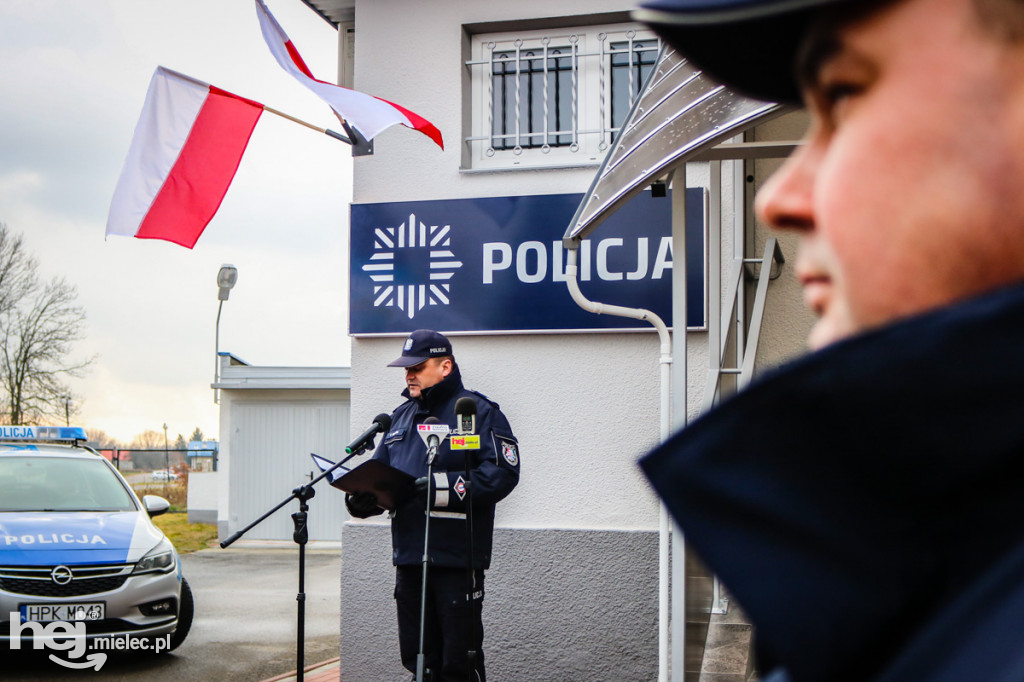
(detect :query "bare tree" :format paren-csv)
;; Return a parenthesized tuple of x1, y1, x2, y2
(1, 278, 91, 424)
(0, 224, 92, 425)
(86, 428, 121, 449)
(130, 429, 166, 450)
(0, 227, 36, 319)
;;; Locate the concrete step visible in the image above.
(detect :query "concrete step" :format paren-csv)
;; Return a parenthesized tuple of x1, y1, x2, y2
(698, 597, 757, 682)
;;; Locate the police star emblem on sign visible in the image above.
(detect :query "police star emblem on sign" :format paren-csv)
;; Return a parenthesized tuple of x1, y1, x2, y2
(361, 213, 464, 320)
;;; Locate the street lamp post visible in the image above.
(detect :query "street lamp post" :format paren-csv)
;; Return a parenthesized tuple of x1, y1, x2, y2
(214, 264, 238, 404)
(163, 422, 169, 485)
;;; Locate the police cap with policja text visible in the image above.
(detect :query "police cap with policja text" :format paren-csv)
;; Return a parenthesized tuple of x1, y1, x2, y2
(634, 0, 858, 105)
(387, 329, 454, 368)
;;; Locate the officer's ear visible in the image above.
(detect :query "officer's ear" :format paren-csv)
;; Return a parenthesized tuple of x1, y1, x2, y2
(439, 357, 453, 377)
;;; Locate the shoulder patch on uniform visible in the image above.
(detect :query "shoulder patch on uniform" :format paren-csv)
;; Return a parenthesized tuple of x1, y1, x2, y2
(497, 436, 518, 466)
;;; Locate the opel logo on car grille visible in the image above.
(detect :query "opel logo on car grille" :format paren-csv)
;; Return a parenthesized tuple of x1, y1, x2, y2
(50, 565, 73, 585)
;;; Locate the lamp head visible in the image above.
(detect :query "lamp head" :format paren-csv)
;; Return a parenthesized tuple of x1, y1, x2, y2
(217, 264, 238, 301)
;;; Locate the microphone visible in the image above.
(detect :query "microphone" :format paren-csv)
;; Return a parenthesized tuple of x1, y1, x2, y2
(345, 413, 392, 455)
(422, 416, 441, 464)
(455, 397, 476, 435)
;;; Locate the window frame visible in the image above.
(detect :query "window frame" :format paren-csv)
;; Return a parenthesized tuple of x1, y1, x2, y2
(465, 22, 661, 171)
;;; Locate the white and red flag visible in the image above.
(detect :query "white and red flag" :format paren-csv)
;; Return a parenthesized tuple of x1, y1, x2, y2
(254, 0, 443, 149)
(106, 67, 264, 249)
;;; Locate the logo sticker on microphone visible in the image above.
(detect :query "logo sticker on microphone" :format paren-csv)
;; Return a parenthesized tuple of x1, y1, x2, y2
(451, 435, 480, 450)
(416, 422, 450, 447)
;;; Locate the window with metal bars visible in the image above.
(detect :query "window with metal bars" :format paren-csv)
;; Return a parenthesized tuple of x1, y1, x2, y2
(609, 39, 659, 132)
(466, 24, 661, 170)
(490, 47, 574, 150)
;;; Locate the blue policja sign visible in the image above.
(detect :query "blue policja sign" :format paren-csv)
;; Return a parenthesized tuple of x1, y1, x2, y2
(350, 190, 704, 335)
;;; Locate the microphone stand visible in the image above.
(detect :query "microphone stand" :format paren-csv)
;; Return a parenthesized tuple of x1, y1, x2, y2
(453, 397, 480, 682)
(417, 439, 439, 682)
(220, 441, 371, 682)
(462, 445, 478, 682)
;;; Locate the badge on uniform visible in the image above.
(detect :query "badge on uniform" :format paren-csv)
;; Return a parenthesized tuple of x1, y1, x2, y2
(455, 475, 467, 500)
(383, 428, 406, 445)
(498, 437, 518, 466)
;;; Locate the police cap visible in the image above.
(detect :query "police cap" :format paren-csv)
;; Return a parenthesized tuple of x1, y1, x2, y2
(634, 0, 861, 105)
(387, 329, 454, 368)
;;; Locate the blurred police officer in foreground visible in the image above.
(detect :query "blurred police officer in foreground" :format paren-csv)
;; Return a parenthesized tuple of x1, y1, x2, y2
(637, 0, 1024, 680)
(346, 329, 519, 682)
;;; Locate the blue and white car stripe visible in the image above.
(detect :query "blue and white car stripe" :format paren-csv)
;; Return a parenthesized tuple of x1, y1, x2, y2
(0, 511, 163, 566)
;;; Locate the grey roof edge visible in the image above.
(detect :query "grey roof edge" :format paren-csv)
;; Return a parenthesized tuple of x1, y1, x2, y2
(214, 364, 352, 390)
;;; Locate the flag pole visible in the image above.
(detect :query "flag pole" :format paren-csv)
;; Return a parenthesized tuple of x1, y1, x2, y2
(261, 105, 353, 145)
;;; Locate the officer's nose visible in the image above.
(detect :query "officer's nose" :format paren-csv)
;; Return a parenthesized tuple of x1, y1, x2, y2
(755, 138, 818, 234)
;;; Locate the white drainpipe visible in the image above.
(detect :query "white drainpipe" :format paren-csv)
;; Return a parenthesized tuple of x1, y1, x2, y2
(564, 245, 673, 682)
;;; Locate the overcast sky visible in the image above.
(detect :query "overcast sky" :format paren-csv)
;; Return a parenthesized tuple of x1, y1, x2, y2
(0, 0, 354, 443)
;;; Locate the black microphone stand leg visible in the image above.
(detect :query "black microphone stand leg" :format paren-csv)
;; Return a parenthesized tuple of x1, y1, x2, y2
(292, 484, 315, 682)
(463, 462, 478, 682)
(417, 461, 433, 682)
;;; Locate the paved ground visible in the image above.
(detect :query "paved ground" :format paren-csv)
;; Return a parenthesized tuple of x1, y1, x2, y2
(5, 545, 341, 681)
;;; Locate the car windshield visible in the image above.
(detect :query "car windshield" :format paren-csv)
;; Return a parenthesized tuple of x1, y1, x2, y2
(0, 455, 136, 512)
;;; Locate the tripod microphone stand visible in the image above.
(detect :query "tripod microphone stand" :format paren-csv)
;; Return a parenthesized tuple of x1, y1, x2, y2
(220, 413, 391, 682)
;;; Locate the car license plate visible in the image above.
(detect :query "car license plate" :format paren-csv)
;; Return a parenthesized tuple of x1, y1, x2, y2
(20, 602, 105, 623)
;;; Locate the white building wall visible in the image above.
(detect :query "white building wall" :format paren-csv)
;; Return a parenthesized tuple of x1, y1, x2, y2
(186, 471, 218, 525)
(353, 332, 665, 531)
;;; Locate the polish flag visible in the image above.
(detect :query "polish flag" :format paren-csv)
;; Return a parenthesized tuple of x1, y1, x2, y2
(255, 0, 443, 149)
(106, 67, 264, 249)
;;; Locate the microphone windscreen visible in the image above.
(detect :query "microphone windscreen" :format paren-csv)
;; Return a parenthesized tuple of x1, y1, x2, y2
(423, 416, 441, 425)
(374, 413, 392, 431)
(455, 396, 477, 417)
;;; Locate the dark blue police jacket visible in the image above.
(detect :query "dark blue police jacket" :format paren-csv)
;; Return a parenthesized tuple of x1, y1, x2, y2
(373, 365, 519, 570)
(641, 281, 1024, 682)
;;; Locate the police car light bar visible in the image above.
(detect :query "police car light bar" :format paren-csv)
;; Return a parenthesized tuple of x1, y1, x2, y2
(0, 425, 88, 442)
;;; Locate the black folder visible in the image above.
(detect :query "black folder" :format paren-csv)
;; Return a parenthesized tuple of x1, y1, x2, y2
(311, 454, 416, 511)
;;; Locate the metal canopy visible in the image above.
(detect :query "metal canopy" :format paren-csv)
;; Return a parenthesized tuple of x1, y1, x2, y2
(563, 46, 786, 245)
(298, 0, 354, 26)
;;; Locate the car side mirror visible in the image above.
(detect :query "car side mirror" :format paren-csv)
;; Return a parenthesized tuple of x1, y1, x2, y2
(143, 494, 171, 517)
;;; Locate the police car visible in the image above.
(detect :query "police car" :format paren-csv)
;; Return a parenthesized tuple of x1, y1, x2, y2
(0, 426, 193, 649)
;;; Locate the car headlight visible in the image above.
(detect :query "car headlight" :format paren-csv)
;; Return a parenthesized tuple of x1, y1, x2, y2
(132, 539, 176, 575)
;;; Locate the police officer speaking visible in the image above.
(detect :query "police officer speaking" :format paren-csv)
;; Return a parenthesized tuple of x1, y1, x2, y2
(345, 329, 520, 682)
